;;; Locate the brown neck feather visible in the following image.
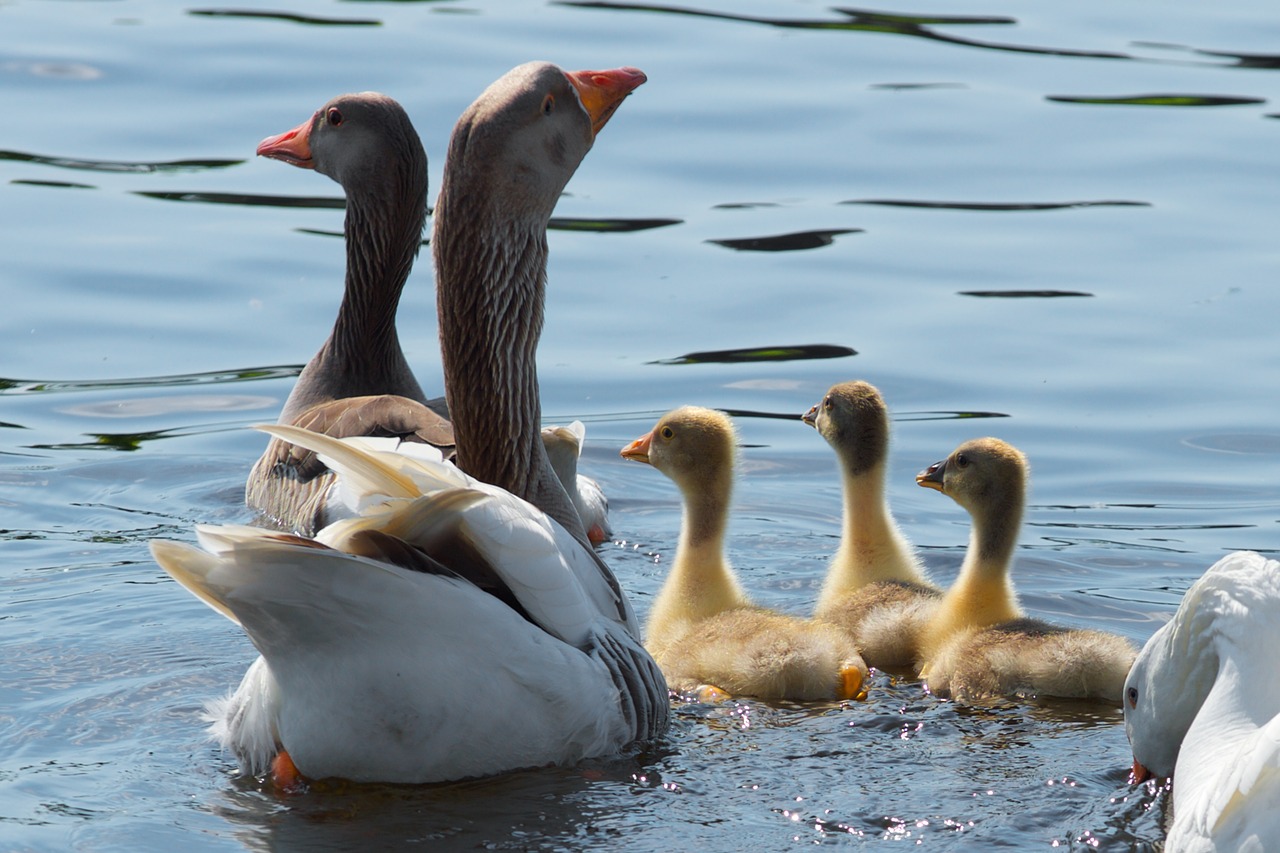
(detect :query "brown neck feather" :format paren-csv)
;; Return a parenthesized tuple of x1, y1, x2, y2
(280, 170, 426, 424)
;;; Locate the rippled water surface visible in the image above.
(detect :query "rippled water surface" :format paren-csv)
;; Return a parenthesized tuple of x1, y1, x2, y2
(4, 0, 1279, 849)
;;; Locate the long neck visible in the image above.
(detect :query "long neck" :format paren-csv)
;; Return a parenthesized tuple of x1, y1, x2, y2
(280, 190, 425, 424)
(922, 492, 1024, 661)
(646, 468, 749, 656)
(1173, 653, 1274, 818)
(432, 180, 583, 540)
(820, 460, 926, 611)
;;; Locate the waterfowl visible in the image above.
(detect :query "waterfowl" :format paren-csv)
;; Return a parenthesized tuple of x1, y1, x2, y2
(542, 421, 612, 545)
(246, 92, 452, 535)
(1125, 551, 1280, 852)
(916, 438, 1135, 702)
(621, 407, 867, 701)
(152, 63, 667, 785)
(803, 380, 939, 670)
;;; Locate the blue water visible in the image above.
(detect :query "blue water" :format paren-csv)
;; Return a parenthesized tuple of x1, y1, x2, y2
(3, 0, 1278, 849)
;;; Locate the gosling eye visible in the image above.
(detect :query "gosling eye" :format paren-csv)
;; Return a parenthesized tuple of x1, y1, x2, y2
(954, 453, 970, 469)
(327, 108, 344, 127)
(660, 426, 674, 440)
(1126, 686, 1138, 709)
(823, 395, 834, 410)
(542, 94, 555, 116)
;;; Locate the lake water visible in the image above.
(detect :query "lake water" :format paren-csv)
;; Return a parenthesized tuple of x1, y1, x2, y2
(4, 0, 1278, 849)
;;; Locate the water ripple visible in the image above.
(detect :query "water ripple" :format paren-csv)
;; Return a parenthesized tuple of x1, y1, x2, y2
(0, 150, 241, 174)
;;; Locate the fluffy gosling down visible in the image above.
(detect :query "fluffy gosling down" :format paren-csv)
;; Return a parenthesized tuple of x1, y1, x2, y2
(622, 406, 868, 702)
(803, 380, 940, 671)
(916, 437, 1136, 703)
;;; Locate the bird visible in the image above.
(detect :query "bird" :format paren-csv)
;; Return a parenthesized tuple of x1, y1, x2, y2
(151, 62, 667, 785)
(802, 380, 939, 671)
(621, 406, 867, 702)
(1125, 550, 1280, 852)
(542, 421, 612, 545)
(246, 91, 452, 535)
(915, 437, 1135, 702)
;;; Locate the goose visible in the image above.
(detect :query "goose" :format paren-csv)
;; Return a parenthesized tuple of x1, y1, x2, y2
(802, 380, 939, 671)
(542, 421, 612, 545)
(246, 92, 453, 535)
(1124, 551, 1280, 852)
(915, 437, 1135, 702)
(621, 407, 867, 702)
(151, 62, 667, 785)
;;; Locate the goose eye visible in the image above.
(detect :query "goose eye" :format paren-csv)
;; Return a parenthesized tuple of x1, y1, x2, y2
(542, 94, 555, 116)
(955, 453, 969, 469)
(660, 426, 674, 440)
(1126, 686, 1138, 708)
(327, 108, 344, 127)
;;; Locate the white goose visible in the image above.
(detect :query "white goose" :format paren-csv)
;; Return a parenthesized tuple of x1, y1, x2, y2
(151, 62, 666, 785)
(1124, 551, 1280, 852)
(542, 420, 612, 545)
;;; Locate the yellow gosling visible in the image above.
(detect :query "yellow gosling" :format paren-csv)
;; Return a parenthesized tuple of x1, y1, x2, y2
(622, 406, 867, 701)
(803, 380, 939, 670)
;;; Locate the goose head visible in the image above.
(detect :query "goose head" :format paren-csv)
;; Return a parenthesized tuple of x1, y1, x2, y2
(802, 380, 889, 475)
(621, 406, 736, 494)
(257, 92, 427, 217)
(440, 62, 646, 225)
(1124, 552, 1280, 782)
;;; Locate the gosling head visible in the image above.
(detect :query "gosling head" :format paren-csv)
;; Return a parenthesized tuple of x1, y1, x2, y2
(621, 406, 737, 490)
(802, 380, 889, 476)
(916, 437, 1028, 518)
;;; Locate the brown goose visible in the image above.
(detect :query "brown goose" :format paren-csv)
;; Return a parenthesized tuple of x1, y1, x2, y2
(246, 92, 452, 534)
(916, 437, 1135, 703)
(803, 380, 939, 671)
(150, 63, 667, 785)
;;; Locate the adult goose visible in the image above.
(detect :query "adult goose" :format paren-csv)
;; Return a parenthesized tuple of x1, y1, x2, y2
(1125, 551, 1280, 852)
(246, 92, 452, 535)
(802, 381, 939, 671)
(151, 62, 666, 785)
(915, 438, 1135, 702)
(622, 407, 867, 702)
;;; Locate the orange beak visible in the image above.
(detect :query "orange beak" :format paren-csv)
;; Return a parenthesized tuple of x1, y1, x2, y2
(565, 67, 647, 136)
(620, 430, 654, 464)
(257, 113, 316, 169)
(1130, 758, 1153, 784)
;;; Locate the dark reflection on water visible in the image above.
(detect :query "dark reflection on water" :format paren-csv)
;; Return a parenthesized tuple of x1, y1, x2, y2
(134, 189, 682, 233)
(0, 366, 301, 396)
(137, 190, 345, 209)
(188, 8, 381, 26)
(841, 198, 1150, 211)
(29, 424, 246, 453)
(708, 228, 861, 252)
(560, 2, 1134, 61)
(1046, 93, 1267, 107)
(961, 289, 1094, 298)
(1134, 41, 1280, 69)
(0, 149, 242, 174)
(650, 344, 856, 365)
(11, 179, 95, 190)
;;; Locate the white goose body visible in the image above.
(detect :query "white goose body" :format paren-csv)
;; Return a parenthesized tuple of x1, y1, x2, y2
(156, 426, 658, 783)
(1124, 551, 1280, 852)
